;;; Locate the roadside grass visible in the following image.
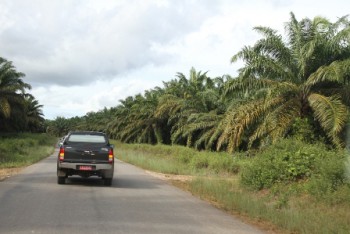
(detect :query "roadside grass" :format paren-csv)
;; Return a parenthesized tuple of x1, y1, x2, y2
(112, 139, 350, 234)
(0, 133, 57, 169)
(112, 141, 243, 176)
(189, 178, 350, 234)
(115, 148, 190, 175)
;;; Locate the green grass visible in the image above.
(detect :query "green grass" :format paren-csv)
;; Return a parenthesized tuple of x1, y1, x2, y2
(112, 140, 244, 176)
(118, 149, 188, 174)
(112, 139, 350, 234)
(189, 178, 350, 234)
(0, 133, 57, 168)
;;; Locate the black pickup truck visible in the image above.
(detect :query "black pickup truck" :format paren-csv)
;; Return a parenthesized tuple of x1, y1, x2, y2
(57, 131, 114, 186)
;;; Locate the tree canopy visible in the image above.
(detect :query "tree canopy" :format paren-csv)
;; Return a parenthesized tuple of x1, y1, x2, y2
(0, 57, 45, 133)
(48, 13, 350, 152)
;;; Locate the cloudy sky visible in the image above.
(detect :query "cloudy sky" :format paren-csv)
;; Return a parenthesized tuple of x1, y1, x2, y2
(0, 0, 349, 119)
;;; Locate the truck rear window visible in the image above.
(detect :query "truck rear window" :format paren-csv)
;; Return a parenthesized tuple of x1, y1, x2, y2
(67, 134, 107, 143)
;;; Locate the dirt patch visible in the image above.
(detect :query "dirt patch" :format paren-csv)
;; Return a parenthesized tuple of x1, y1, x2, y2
(0, 168, 22, 181)
(145, 170, 194, 182)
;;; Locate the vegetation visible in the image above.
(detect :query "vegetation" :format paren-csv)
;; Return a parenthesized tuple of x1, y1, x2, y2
(0, 59, 52, 167)
(113, 140, 242, 176)
(114, 139, 350, 234)
(48, 13, 350, 154)
(2, 12, 350, 234)
(0, 133, 57, 168)
(0, 57, 45, 133)
(17, 13, 349, 232)
(224, 13, 350, 151)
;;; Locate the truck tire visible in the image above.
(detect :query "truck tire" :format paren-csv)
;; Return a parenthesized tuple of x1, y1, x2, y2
(57, 176, 65, 184)
(104, 178, 112, 186)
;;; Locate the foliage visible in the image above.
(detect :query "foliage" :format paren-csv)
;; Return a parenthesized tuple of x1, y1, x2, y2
(240, 137, 348, 194)
(189, 178, 350, 234)
(290, 117, 319, 143)
(47, 13, 350, 153)
(0, 57, 45, 133)
(117, 140, 350, 234)
(113, 140, 244, 176)
(222, 13, 350, 152)
(0, 133, 57, 168)
(306, 150, 349, 203)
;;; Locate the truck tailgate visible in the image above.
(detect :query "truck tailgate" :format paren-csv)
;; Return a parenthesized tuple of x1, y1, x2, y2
(63, 143, 110, 163)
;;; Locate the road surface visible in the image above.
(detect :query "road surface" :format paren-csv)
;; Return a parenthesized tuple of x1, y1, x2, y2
(0, 149, 265, 234)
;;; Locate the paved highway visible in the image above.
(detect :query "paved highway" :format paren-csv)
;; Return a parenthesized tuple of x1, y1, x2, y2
(0, 149, 264, 234)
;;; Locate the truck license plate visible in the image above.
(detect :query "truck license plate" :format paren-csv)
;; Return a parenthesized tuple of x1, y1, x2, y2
(79, 165, 92, 171)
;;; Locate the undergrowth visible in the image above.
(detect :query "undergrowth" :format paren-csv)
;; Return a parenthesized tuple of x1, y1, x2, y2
(0, 133, 57, 168)
(113, 141, 244, 176)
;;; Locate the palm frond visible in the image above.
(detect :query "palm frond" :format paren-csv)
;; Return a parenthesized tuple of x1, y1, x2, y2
(217, 96, 285, 152)
(306, 59, 350, 87)
(308, 93, 349, 147)
(249, 98, 300, 147)
(0, 97, 11, 118)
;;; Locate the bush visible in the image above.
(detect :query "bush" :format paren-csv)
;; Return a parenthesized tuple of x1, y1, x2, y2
(307, 150, 348, 202)
(241, 138, 327, 190)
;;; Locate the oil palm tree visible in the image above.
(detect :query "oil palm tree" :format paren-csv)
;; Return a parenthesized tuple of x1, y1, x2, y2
(108, 87, 167, 144)
(25, 95, 45, 132)
(221, 13, 350, 152)
(155, 68, 218, 147)
(173, 75, 232, 150)
(0, 57, 31, 118)
(0, 58, 32, 132)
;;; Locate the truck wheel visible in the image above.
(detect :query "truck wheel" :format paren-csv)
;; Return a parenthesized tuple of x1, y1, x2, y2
(104, 178, 112, 186)
(57, 176, 65, 184)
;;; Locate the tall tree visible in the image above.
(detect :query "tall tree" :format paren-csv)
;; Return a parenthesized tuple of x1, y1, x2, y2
(25, 95, 45, 132)
(107, 87, 169, 144)
(0, 57, 32, 132)
(221, 13, 350, 152)
(155, 68, 221, 147)
(0, 58, 31, 117)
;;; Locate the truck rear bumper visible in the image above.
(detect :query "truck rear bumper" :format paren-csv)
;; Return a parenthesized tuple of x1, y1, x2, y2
(59, 162, 113, 170)
(58, 162, 114, 178)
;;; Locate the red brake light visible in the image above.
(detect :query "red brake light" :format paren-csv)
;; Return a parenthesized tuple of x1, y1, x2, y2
(108, 148, 114, 163)
(59, 147, 64, 161)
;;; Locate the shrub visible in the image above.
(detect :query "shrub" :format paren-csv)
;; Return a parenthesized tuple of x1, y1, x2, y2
(307, 150, 348, 202)
(241, 138, 326, 190)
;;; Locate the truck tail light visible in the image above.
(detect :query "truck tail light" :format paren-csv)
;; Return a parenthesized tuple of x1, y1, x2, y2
(108, 148, 114, 163)
(59, 147, 65, 161)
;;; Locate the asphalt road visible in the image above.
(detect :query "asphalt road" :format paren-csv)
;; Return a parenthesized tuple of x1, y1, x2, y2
(0, 149, 265, 234)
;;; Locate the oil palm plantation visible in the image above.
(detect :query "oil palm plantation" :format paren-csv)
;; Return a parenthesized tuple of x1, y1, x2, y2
(170, 75, 232, 150)
(108, 87, 168, 144)
(220, 13, 350, 152)
(107, 96, 135, 139)
(155, 67, 221, 147)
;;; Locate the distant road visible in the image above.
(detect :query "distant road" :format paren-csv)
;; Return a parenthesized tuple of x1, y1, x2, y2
(0, 149, 265, 234)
